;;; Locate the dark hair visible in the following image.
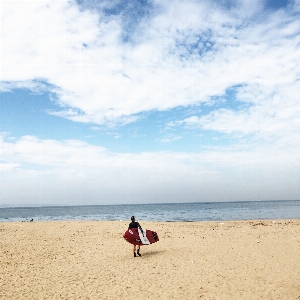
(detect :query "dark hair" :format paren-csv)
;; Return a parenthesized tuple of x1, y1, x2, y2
(131, 216, 135, 221)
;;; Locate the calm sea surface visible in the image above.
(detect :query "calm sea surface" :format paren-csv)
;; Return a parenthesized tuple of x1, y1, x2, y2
(0, 200, 299, 222)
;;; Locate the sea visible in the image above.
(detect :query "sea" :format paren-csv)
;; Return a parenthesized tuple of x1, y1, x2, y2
(0, 200, 299, 222)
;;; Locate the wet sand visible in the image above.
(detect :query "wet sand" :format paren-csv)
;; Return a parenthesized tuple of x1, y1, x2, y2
(1, 220, 300, 299)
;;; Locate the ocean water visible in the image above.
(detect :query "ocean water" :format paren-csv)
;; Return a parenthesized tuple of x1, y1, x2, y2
(0, 200, 299, 222)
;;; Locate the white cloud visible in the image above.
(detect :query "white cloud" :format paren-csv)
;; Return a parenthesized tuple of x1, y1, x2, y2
(1, 0, 299, 127)
(158, 134, 182, 143)
(0, 162, 20, 171)
(178, 80, 300, 150)
(1, 134, 300, 205)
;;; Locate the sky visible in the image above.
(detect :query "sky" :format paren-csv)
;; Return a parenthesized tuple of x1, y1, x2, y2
(1, 0, 300, 206)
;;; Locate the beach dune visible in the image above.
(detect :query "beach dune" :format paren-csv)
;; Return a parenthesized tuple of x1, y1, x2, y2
(1, 220, 300, 299)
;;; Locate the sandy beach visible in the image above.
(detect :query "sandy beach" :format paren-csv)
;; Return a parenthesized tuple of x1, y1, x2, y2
(1, 220, 299, 299)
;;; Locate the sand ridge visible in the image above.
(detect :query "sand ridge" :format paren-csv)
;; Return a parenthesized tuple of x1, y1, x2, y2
(1, 220, 300, 299)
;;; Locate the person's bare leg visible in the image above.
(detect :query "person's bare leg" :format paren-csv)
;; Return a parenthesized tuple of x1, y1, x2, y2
(137, 245, 141, 256)
(133, 245, 137, 257)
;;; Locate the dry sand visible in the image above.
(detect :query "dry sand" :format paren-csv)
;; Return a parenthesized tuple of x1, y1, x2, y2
(1, 220, 300, 300)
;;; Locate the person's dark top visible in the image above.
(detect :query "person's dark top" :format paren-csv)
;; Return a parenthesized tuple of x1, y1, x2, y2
(128, 221, 144, 234)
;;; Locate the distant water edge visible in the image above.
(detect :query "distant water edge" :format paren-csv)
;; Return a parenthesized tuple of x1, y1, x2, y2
(0, 200, 299, 223)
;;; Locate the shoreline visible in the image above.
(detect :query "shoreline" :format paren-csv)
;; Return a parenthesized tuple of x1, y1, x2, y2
(1, 217, 300, 223)
(1, 220, 300, 299)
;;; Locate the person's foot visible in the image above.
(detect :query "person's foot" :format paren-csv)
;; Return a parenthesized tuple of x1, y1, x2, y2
(137, 249, 141, 256)
(134, 252, 137, 257)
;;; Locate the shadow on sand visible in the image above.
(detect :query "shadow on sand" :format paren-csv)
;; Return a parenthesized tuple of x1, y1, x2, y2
(141, 250, 164, 257)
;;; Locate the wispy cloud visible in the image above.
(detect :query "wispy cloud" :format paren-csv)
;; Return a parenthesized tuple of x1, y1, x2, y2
(174, 81, 300, 150)
(158, 134, 182, 144)
(1, 133, 299, 204)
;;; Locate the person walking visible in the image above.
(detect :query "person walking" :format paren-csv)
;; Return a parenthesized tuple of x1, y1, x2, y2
(128, 216, 144, 257)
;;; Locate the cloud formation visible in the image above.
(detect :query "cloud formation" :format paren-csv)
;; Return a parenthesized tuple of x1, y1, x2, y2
(1, 0, 300, 205)
(1, 133, 299, 205)
(1, 0, 299, 127)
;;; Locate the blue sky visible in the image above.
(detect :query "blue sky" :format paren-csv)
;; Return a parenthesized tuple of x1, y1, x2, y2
(1, 0, 300, 205)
